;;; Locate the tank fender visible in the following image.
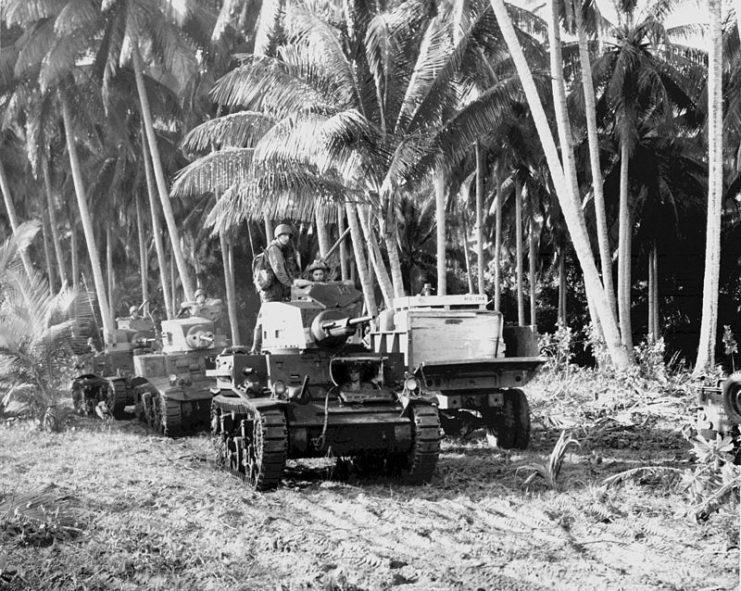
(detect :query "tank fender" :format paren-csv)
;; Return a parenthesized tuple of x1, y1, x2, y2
(398, 395, 437, 418)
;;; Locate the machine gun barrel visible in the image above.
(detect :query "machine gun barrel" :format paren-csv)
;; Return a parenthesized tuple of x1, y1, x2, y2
(321, 315, 374, 331)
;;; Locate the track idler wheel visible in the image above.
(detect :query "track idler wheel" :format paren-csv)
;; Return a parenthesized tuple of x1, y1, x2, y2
(722, 373, 741, 424)
(243, 409, 288, 491)
(71, 383, 87, 416)
(483, 389, 531, 450)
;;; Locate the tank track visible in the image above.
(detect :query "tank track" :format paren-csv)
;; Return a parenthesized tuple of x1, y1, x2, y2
(105, 379, 128, 419)
(211, 398, 288, 491)
(386, 404, 441, 484)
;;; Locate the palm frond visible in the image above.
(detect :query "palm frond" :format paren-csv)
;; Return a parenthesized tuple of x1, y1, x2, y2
(394, 18, 452, 133)
(3, 0, 66, 26)
(180, 111, 276, 156)
(210, 55, 336, 117)
(54, 0, 98, 35)
(170, 147, 254, 199)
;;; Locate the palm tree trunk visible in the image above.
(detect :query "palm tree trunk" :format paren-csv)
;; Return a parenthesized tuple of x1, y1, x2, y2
(0, 159, 34, 279)
(489, 0, 630, 368)
(314, 205, 330, 258)
(41, 157, 68, 287)
(648, 244, 659, 339)
(338, 204, 349, 280)
(220, 233, 241, 346)
(434, 170, 447, 296)
(132, 42, 194, 302)
(476, 142, 485, 295)
(516, 179, 525, 326)
(462, 214, 475, 293)
(617, 140, 633, 351)
(382, 225, 405, 298)
(575, 5, 617, 323)
(346, 202, 378, 316)
(170, 246, 177, 315)
(358, 206, 393, 307)
(40, 215, 55, 295)
(652, 244, 659, 337)
(135, 190, 148, 312)
(558, 249, 566, 324)
(106, 226, 114, 323)
(529, 220, 537, 329)
(695, 0, 723, 373)
(60, 94, 114, 344)
(71, 220, 79, 290)
(494, 169, 502, 312)
(141, 127, 173, 319)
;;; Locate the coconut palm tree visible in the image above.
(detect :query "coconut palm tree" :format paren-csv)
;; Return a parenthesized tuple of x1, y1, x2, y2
(695, 0, 723, 373)
(175, 0, 521, 303)
(489, 0, 631, 368)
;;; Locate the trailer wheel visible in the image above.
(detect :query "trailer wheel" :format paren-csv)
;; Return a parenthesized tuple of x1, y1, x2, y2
(243, 408, 288, 491)
(723, 373, 741, 424)
(483, 389, 530, 450)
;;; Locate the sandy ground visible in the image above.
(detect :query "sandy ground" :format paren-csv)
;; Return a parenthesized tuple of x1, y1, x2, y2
(0, 381, 738, 590)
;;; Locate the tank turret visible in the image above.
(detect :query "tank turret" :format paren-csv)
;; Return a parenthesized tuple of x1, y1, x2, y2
(260, 281, 368, 353)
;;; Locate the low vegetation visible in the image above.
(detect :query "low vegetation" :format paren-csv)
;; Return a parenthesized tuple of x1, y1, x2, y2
(0, 358, 738, 590)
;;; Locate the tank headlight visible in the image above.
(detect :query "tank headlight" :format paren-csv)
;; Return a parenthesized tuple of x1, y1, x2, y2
(404, 377, 419, 392)
(272, 380, 287, 397)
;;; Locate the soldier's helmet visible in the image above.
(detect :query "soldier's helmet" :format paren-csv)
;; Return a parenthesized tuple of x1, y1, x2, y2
(307, 260, 329, 273)
(129, 305, 138, 315)
(195, 288, 206, 299)
(274, 223, 293, 239)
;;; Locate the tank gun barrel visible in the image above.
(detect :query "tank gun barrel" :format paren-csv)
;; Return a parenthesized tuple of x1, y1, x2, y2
(320, 314, 374, 332)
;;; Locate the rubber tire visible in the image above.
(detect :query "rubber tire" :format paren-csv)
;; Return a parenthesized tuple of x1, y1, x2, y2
(722, 373, 741, 424)
(483, 389, 530, 450)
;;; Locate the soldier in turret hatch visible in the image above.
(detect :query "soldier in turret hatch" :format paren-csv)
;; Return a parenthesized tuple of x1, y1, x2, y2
(263, 223, 301, 302)
(251, 224, 301, 354)
(306, 260, 329, 283)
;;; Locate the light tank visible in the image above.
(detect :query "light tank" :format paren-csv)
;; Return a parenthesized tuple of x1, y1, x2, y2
(207, 281, 442, 491)
(71, 315, 155, 419)
(132, 301, 227, 436)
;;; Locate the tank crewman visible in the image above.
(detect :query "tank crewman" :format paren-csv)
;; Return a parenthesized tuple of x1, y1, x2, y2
(263, 223, 301, 302)
(306, 259, 329, 283)
(179, 288, 224, 323)
(128, 305, 141, 319)
(251, 224, 301, 354)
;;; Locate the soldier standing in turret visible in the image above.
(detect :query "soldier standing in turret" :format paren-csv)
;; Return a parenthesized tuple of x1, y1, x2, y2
(251, 224, 301, 353)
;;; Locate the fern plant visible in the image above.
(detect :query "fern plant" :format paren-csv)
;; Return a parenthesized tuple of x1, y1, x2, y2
(0, 226, 95, 426)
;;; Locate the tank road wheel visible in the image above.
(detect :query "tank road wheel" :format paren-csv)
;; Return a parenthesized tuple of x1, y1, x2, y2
(105, 379, 128, 420)
(483, 389, 531, 450)
(243, 409, 288, 491)
(392, 405, 441, 484)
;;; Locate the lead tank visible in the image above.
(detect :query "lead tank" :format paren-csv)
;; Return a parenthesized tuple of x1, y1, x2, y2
(207, 281, 441, 491)
(133, 301, 227, 436)
(71, 315, 155, 418)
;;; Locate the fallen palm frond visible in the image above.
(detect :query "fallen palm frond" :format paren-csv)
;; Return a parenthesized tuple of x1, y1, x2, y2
(0, 485, 85, 547)
(517, 429, 580, 491)
(601, 466, 685, 489)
